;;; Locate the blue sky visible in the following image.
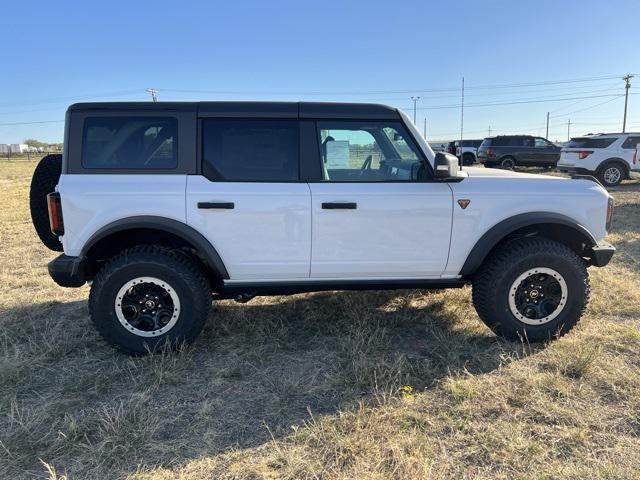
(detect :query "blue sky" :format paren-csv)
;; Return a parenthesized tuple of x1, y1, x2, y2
(1, 0, 638, 143)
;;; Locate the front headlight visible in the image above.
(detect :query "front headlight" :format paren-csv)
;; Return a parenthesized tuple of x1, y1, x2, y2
(606, 197, 614, 232)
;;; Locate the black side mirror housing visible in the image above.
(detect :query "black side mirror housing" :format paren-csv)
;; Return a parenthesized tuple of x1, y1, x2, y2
(433, 152, 459, 179)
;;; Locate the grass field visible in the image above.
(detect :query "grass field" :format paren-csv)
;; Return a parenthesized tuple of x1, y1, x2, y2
(0, 160, 639, 479)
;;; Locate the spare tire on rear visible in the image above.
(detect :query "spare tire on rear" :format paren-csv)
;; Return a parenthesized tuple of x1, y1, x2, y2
(30, 154, 63, 251)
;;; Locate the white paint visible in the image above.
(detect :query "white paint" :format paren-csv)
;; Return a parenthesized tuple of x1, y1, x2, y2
(186, 176, 311, 279)
(58, 174, 187, 256)
(308, 182, 453, 278)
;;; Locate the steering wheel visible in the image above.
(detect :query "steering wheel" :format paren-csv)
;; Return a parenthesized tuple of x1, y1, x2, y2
(359, 155, 373, 176)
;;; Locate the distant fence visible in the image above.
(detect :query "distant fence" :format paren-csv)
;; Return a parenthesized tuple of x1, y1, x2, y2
(0, 151, 62, 162)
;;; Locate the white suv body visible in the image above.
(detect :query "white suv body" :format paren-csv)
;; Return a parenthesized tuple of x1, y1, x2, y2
(455, 139, 483, 165)
(31, 102, 615, 355)
(558, 133, 640, 187)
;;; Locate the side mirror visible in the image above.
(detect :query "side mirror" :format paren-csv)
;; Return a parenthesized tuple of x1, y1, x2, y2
(433, 152, 459, 179)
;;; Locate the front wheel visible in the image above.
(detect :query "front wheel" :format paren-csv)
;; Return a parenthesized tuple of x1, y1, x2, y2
(89, 246, 211, 355)
(472, 238, 589, 342)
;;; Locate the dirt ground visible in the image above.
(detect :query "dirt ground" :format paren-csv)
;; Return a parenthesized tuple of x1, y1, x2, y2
(0, 161, 639, 479)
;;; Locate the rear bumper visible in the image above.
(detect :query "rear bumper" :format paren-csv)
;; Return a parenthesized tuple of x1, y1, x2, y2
(48, 254, 86, 287)
(589, 241, 615, 267)
(558, 166, 594, 176)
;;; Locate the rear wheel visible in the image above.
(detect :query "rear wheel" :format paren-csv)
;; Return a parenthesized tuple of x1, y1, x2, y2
(462, 153, 475, 166)
(597, 162, 625, 187)
(89, 246, 211, 355)
(472, 238, 589, 342)
(29, 154, 63, 251)
(499, 156, 515, 170)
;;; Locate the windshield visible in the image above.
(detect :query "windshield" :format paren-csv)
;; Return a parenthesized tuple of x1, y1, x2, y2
(398, 110, 434, 164)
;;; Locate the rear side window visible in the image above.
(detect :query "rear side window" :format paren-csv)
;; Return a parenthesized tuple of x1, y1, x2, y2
(621, 136, 640, 149)
(202, 119, 299, 181)
(82, 117, 177, 169)
(567, 137, 618, 148)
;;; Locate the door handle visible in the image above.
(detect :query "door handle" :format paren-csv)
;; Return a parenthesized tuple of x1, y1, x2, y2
(322, 202, 357, 210)
(198, 202, 235, 209)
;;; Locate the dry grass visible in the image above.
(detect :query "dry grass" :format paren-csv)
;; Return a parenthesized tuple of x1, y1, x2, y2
(0, 161, 639, 479)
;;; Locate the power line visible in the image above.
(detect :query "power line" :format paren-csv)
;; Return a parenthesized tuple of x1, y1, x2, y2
(157, 74, 632, 97)
(550, 95, 623, 118)
(0, 89, 144, 108)
(0, 120, 63, 126)
(402, 93, 632, 111)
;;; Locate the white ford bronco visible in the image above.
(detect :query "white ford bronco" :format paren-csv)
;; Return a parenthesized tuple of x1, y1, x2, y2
(30, 102, 615, 355)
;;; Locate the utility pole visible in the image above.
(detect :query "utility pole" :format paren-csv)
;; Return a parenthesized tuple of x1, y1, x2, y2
(567, 119, 571, 141)
(423, 117, 427, 138)
(622, 74, 634, 133)
(488, 125, 491, 136)
(410, 96, 420, 124)
(146, 88, 159, 102)
(546, 112, 550, 139)
(460, 77, 464, 171)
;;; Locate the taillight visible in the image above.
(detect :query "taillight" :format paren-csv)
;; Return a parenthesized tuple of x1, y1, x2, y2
(486, 147, 495, 157)
(578, 150, 593, 160)
(47, 192, 64, 236)
(606, 197, 614, 231)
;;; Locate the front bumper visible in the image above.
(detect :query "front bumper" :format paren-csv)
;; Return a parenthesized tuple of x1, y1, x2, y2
(48, 254, 86, 287)
(589, 241, 615, 267)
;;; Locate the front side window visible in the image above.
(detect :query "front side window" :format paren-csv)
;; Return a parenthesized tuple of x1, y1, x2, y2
(534, 138, 552, 148)
(202, 119, 298, 181)
(82, 117, 177, 169)
(318, 121, 423, 181)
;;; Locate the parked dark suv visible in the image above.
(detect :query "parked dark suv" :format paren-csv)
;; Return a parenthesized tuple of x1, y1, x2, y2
(477, 135, 560, 169)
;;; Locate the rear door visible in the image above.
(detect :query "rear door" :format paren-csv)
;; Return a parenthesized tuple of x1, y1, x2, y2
(308, 120, 453, 278)
(186, 117, 311, 280)
(514, 137, 535, 165)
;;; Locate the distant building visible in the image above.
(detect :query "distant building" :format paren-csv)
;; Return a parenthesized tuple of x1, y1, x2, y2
(0, 144, 8, 154)
(9, 144, 29, 153)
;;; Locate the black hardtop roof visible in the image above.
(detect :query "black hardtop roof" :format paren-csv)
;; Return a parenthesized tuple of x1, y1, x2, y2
(67, 101, 400, 119)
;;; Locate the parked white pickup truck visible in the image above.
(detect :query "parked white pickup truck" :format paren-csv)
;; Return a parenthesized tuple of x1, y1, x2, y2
(30, 101, 615, 355)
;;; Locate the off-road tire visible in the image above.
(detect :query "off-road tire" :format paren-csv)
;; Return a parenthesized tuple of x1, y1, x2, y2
(597, 161, 626, 187)
(29, 154, 63, 251)
(89, 245, 211, 355)
(472, 237, 589, 342)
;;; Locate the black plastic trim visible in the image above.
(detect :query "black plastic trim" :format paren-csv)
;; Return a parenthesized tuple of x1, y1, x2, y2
(48, 254, 86, 287)
(459, 212, 598, 277)
(81, 216, 229, 279)
(590, 240, 615, 267)
(198, 202, 234, 209)
(217, 278, 465, 298)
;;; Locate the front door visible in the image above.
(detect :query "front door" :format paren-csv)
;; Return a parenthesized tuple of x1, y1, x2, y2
(186, 118, 311, 280)
(308, 120, 453, 278)
(532, 137, 559, 165)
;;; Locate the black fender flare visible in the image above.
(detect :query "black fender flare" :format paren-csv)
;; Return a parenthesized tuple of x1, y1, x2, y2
(459, 212, 597, 277)
(81, 216, 229, 279)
